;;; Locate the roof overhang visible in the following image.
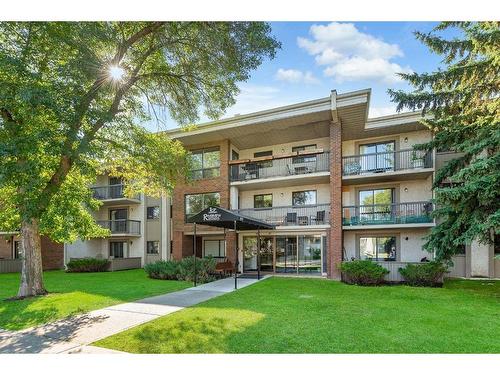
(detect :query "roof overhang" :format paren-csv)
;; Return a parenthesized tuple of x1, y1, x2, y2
(187, 206, 275, 230)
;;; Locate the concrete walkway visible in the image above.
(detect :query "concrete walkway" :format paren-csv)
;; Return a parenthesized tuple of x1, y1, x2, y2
(0, 276, 265, 354)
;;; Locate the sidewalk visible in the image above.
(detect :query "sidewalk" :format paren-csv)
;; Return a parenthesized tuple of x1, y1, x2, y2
(0, 276, 265, 354)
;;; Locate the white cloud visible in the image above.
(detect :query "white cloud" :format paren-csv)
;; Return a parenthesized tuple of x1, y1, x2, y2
(275, 68, 320, 84)
(298, 22, 412, 84)
(369, 105, 398, 118)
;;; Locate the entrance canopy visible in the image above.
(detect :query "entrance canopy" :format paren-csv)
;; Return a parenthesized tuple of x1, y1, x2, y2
(187, 206, 275, 231)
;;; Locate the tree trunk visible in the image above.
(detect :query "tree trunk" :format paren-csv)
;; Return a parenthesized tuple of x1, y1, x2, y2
(17, 218, 47, 297)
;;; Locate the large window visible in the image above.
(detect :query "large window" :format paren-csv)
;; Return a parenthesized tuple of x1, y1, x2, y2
(13, 241, 21, 259)
(254, 150, 273, 168)
(147, 206, 160, 220)
(359, 140, 395, 172)
(254, 194, 273, 208)
(204, 240, 226, 258)
(292, 190, 317, 206)
(358, 188, 394, 222)
(110, 241, 127, 258)
(147, 241, 159, 255)
(185, 192, 220, 219)
(190, 147, 220, 180)
(359, 236, 397, 261)
(292, 144, 317, 163)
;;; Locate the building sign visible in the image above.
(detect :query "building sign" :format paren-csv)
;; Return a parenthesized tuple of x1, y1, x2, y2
(203, 207, 221, 222)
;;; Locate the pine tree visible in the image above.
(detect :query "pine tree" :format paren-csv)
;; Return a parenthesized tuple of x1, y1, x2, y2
(389, 22, 500, 261)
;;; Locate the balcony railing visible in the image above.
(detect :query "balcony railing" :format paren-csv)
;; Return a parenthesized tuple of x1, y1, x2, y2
(230, 151, 330, 182)
(342, 149, 433, 176)
(91, 184, 140, 201)
(342, 201, 433, 226)
(235, 204, 330, 226)
(97, 220, 141, 235)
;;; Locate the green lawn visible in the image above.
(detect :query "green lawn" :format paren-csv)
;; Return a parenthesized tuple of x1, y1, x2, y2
(95, 277, 500, 353)
(0, 269, 190, 331)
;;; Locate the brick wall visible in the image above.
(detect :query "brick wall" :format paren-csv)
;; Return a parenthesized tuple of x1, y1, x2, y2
(172, 139, 231, 260)
(41, 236, 64, 270)
(328, 121, 343, 279)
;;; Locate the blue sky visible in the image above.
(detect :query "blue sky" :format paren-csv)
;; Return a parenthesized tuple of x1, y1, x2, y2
(152, 21, 445, 131)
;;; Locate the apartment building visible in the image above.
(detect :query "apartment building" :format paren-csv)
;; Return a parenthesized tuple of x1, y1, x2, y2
(65, 88, 498, 279)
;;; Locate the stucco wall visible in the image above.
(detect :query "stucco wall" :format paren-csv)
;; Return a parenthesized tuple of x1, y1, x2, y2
(237, 137, 330, 159)
(67, 238, 105, 259)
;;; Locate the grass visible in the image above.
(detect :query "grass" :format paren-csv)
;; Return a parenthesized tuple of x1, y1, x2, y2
(0, 269, 190, 331)
(95, 277, 500, 353)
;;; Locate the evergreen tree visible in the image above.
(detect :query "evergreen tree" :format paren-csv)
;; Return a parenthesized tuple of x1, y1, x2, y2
(389, 22, 499, 261)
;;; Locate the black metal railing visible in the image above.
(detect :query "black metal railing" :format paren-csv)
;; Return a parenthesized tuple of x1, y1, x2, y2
(230, 152, 330, 182)
(235, 204, 330, 226)
(342, 149, 433, 176)
(90, 184, 140, 201)
(97, 219, 141, 235)
(342, 201, 433, 226)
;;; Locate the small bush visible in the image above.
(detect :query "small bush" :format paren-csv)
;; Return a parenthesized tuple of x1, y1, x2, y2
(144, 257, 217, 284)
(340, 260, 389, 286)
(399, 261, 448, 287)
(66, 258, 110, 272)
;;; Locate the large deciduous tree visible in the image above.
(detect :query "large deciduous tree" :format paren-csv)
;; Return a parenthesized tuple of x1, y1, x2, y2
(0, 22, 279, 297)
(389, 22, 499, 261)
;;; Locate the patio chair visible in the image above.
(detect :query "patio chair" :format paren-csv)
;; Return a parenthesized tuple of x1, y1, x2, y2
(285, 212, 297, 225)
(311, 210, 326, 225)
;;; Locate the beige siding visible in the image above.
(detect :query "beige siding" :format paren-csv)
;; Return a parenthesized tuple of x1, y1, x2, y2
(238, 137, 330, 160)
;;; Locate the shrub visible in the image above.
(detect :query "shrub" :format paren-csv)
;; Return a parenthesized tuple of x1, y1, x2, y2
(144, 260, 179, 280)
(399, 261, 448, 287)
(340, 260, 389, 286)
(66, 258, 110, 272)
(144, 257, 217, 284)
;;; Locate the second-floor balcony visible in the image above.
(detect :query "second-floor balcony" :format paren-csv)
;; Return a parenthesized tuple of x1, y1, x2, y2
(91, 184, 141, 204)
(230, 151, 330, 185)
(97, 219, 141, 236)
(342, 149, 433, 183)
(235, 204, 330, 227)
(342, 201, 434, 228)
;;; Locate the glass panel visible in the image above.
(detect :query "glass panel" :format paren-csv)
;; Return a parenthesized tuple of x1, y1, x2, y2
(377, 237, 397, 260)
(147, 241, 159, 254)
(203, 192, 220, 208)
(185, 194, 203, 216)
(203, 149, 220, 169)
(243, 237, 258, 271)
(147, 206, 160, 219)
(376, 142, 395, 171)
(275, 237, 287, 273)
(260, 237, 274, 272)
(292, 191, 317, 206)
(204, 240, 221, 258)
(292, 144, 317, 163)
(298, 235, 322, 274)
(190, 152, 203, 170)
(360, 237, 377, 260)
(254, 194, 273, 208)
(110, 242, 125, 258)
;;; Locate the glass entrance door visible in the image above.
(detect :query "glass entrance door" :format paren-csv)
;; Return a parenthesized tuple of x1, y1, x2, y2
(298, 235, 322, 274)
(276, 236, 297, 273)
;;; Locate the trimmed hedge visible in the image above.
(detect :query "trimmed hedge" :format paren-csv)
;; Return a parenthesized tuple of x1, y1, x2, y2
(340, 260, 389, 286)
(144, 257, 217, 284)
(398, 261, 448, 287)
(66, 258, 110, 273)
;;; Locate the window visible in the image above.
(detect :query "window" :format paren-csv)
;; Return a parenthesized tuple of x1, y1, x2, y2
(13, 241, 21, 259)
(254, 150, 273, 168)
(292, 190, 317, 206)
(231, 149, 239, 160)
(185, 192, 220, 219)
(359, 236, 397, 261)
(147, 241, 159, 255)
(190, 147, 220, 180)
(254, 194, 273, 208)
(358, 188, 394, 222)
(359, 141, 395, 172)
(109, 241, 127, 258)
(292, 144, 317, 163)
(204, 240, 226, 258)
(147, 206, 160, 220)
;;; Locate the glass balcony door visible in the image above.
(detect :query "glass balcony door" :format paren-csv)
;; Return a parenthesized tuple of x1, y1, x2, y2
(359, 141, 395, 173)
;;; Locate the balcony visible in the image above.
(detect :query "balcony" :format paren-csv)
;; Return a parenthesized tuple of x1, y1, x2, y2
(97, 220, 141, 236)
(235, 204, 330, 227)
(229, 151, 330, 189)
(342, 201, 434, 229)
(342, 149, 433, 184)
(91, 184, 141, 204)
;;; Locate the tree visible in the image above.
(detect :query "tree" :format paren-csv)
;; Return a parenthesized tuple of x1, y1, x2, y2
(389, 22, 499, 261)
(0, 22, 280, 297)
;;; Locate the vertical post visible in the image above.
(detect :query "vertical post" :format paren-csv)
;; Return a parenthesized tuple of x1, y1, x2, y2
(234, 220, 238, 290)
(193, 223, 197, 287)
(257, 228, 261, 280)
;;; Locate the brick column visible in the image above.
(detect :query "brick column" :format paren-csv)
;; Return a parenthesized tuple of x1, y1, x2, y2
(328, 120, 342, 279)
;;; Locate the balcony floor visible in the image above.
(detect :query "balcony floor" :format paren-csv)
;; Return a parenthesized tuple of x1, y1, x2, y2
(342, 168, 433, 185)
(343, 222, 435, 230)
(230, 171, 330, 190)
(98, 197, 142, 206)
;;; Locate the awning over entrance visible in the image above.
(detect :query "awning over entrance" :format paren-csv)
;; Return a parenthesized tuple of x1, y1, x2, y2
(187, 206, 274, 289)
(187, 206, 275, 230)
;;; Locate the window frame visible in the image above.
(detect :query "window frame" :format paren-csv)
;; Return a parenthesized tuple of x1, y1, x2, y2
(146, 240, 160, 255)
(184, 192, 221, 220)
(358, 236, 397, 261)
(254, 150, 273, 168)
(146, 206, 160, 220)
(203, 239, 226, 258)
(254, 194, 273, 209)
(292, 190, 317, 206)
(292, 144, 317, 163)
(190, 147, 221, 180)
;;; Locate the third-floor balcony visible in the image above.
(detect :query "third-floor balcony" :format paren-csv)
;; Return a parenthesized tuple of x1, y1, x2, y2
(91, 184, 141, 204)
(235, 204, 330, 227)
(342, 149, 433, 184)
(96, 219, 141, 236)
(342, 201, 434, 229)
(230, 151, 330, 189)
